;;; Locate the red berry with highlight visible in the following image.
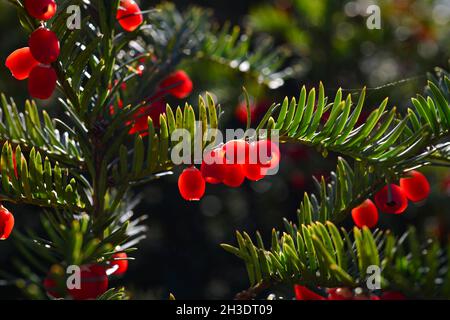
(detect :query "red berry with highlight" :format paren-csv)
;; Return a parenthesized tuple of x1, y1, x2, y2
(255, 139, 280, 170)
(29, 28, 60, 64)
(25, 0, 57, 21)
(222, 140, 249, 165)
(351, 199, 379, 229)
(244, 141, 269, 181)
(201, 148, 226, 184)
(400, 170, 430, 202)
(5, 47, 39, 80)
(68, 264, 108, 300)
(243, 163, 266, 181)
(294, 285, 325, 300)
(178, 166, 206, 201)
(28, 65, 58, 100)
(0, 205, 14, 240)
(374, 184, 408, 214)
(160, 70, 193, 99)
(327, 287, 354, 300)
(222, 164, 245, 187)
(109, 252, 129, 276)
(117, 0, 144, 32)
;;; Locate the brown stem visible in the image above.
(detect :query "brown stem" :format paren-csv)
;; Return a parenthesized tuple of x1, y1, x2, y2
(234, 281, 271, 300)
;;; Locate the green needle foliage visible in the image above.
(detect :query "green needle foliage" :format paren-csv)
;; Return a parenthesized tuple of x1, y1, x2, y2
(0, 95, 83, 167)
(0, 0, 294, 299)
(224, 69, 450, 299)
(222, 223, 450, 299)
(2, 0, 449, 300)
(259, 76, 449, 165)
(0, 141, 83, 211)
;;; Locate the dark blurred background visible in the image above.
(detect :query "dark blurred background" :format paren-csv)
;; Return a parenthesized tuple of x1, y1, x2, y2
(1, 0, 450, 299)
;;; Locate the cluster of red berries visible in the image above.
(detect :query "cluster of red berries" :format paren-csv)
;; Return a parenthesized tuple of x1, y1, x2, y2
(294, 285, 406, 300)
(352, 170, 430, 229)
(178, 139, 280, 201)
(0, 205, 14, 240)
(110, 70, 192, 136)
(116, 0, 144, 32)
(130, 70, 193, 135)
(5, 0, 59, 100)
(44, 251, 129, 300)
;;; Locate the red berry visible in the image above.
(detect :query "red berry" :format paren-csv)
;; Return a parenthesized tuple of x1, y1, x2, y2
(43, 277, 60, 298)
(351, 199, 379, 229)
(380, 291, 406, 300)
(5, 47, 39, 80)
(222, 164, 246, 187)
(374, 184, 408, 214)
(160, 70, 193, 99)
(29, 28, 60, 64)
(43, 277, 61, 299)
(220, 140, 252, 186)
(178, 166, 206, 201)
(254, 139, 280, 170)
(128, 100, 166, 135)
(399, 170, 430, 202)
(118, 99, 124, 109)
(294, 285, 325, 300)
(128, 116, 149, 135)
(243, 141, 269, 181)
(327, 287, 354, 300)
(235, 101, 256, 124)
(108, 252, 129, 276)
(201, 148, 226, 184)
(0, 205, 14, 240)
(243, 163, 266, 181)
(68, 264, 108, 300)
(327, 293, 343, 300)
(116, 0, 144, 32)
(25, 0, 57, 21)
(43, 264, 68, 299)
(222, 140, 249, 165)
(326, 287, 338, 295)
(28, 65, 58, 100)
